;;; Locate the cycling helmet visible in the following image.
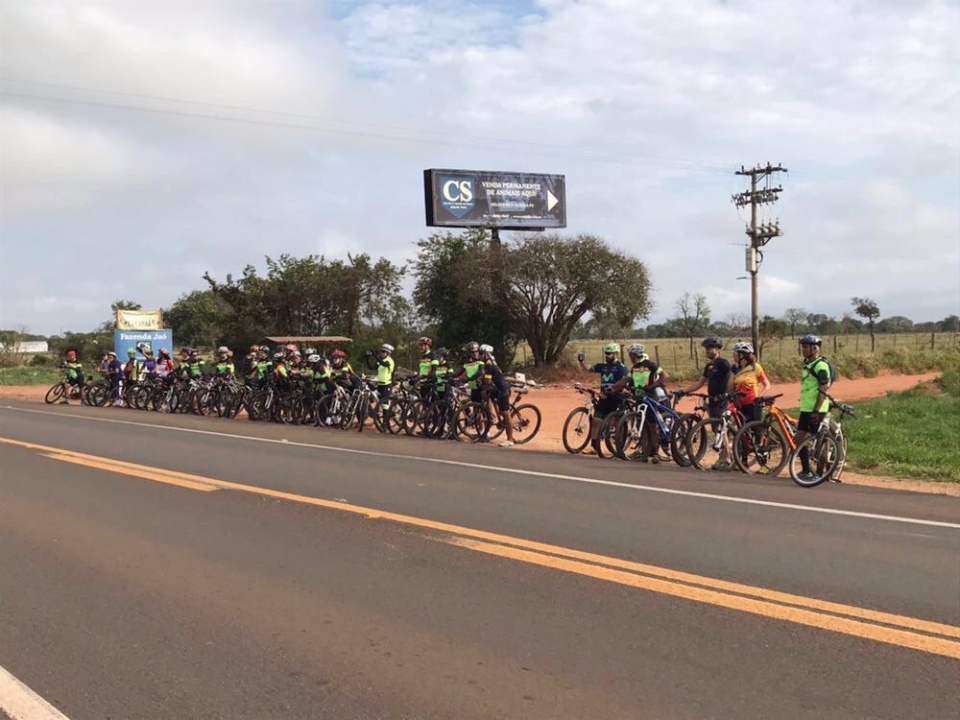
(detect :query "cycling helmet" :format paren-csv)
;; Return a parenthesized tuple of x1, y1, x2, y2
(159, 348, 169, 356)
(66, 350, 77, 360)
(466, 341, 480, 352)
(380, 343, 394, 353)
(435, 347, 449, 359)
(188, 347, 199, 356)
(733, 342, 754, 355)
(418, 336, 433, 347)
(702, 336, 723, 349)
(284, 343, 297, 353)
(127, 347, 137, 356)
(249, 344, 259, 352)
(273, 352, 285, 361)
(626, 343, 646, 357)
(331, 349, 347, 359)
(479, 343, 494, 355)
(799, 334, 822, 346)
(107, 351, 117, 357)
(306, 353, 321, 363)
(603, 343, 621, 355)
(218, 346, 229, 354)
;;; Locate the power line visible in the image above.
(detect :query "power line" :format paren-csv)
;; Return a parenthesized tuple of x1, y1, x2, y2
(0, 75, 734, 174)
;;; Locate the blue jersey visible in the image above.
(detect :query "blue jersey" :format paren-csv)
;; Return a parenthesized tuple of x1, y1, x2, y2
(588, 361, 628, 389)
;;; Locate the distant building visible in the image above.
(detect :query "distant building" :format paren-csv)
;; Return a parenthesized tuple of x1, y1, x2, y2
(0, 340, 50, 354)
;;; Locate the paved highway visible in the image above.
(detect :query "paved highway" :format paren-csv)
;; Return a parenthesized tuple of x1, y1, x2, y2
(1, 401, 958, 719)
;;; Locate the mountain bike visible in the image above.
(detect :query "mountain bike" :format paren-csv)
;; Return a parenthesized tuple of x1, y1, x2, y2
(731, 394, 798, 476)
(788, 396, 856, 488)
(684, 392, 748, 471)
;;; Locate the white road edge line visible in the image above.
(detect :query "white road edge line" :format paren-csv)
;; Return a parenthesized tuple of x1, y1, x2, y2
(3, 405, 959, 531)
(0, 664, 70, 720)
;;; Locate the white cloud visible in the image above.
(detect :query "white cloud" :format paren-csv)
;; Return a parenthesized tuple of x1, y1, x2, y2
(1, 0, 958, 335)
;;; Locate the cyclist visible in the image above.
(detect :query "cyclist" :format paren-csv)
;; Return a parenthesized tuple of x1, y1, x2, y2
(610, 344, 668, 461)
(60, 349, 84, 404)
(185, 348, 205, 379)
(156, 348, 174, 377)
(272, 352, 291, 392)
(216, 346, 235, 376)
(121, 348, 140, 406)
(330, 349, 358, 392)
(576, 342, 628, 456)
(368, 344, 395, 431)
(731, 342, 770, 426)
(105, 350, 123, 405)
(451, 341, 485, 404)
(478, 343, 516, 447)
(416, 336, 436, 397)
(794, 334, 833, 482)
(682, 337, 734, 470)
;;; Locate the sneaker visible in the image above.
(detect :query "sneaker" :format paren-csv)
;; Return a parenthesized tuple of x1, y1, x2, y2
(756, 466, 772, 476)
(478, 435, 491, 443)
(796, 471, 818, 482)
(499, 440, 515, 448)
(711, 461, 732, 472)
(581, 446, 597, 455)
(59, 399, 70, 405)
(649, 455, 661, 465)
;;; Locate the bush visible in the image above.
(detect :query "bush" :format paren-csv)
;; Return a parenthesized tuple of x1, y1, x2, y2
(28, 354, 52, 367)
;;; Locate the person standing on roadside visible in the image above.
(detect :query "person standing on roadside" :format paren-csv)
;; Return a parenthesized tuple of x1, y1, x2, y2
(577, 343, 628, 456)
(794, 334, 833, 483)
(681, 337, 734, 470)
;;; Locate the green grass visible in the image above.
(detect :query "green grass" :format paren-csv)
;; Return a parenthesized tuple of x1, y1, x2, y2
(0, 366, 62, 386)
(843, 375, 960, 483)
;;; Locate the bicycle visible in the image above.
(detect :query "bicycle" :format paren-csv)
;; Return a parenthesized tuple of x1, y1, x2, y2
(465, 379, 542, 445)
(45, 369, 87, 405)
(731, 393, 797, 476)
(613, 391, 693, 465)
(787, 396, 856, 488)
(684, 392, 748, 471)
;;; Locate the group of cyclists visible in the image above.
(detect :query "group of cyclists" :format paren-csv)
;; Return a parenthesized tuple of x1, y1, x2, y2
(58, 331, 837, 475)
(578, 334, 835, 480)
(60, 336, 523, 446)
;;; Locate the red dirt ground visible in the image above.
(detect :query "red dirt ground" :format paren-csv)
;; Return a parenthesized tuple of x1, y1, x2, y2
(2, 372, 955, 495)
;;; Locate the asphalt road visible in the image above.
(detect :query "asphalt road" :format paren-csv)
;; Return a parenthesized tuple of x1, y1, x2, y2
(1, 401, 958, 719)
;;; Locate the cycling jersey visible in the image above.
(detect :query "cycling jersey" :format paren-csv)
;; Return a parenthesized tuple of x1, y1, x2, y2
(732, 361, 768, 405)
(587, 361, 628, 389)
(628, 358, 660, 397)
(418, 352, 435, 380)
(216, 360, 235, 376)
(460, 359, 484, 390)
(376, 355, 395, 386)
(800, 357, 831, 413)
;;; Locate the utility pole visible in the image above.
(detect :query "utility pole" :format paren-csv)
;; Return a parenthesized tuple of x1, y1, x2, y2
(732, 163, 787, 357)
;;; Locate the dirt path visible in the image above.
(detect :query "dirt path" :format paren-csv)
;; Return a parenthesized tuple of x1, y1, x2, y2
(2, 372, 955, 496)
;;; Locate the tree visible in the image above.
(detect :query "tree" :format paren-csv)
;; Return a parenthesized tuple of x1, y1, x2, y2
(674, 292, 710, 359)
(507, 233, 651, 367)
(851, 297, 881, 351)
(877, 316, 913, 334)
(163, 290, 232, 349)
(940, 315, 960, 333)
(412, 229, 517, 363)
(725, 312, 750, 337)
(757, 315, 787, 359)
(97, 299, 143, 332)
(783, 307, 808, 337)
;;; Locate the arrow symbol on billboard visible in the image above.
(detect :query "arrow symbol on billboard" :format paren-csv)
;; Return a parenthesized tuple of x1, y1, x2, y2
(547, 191, 559, 212)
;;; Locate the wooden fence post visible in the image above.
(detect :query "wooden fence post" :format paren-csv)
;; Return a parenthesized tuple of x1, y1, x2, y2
(931, 332, 935, 351)
(655, 345, 660, 366)
(672, 344, 678, 370)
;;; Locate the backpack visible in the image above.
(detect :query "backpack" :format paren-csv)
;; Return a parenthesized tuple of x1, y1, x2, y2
(807, 357, 837, 387)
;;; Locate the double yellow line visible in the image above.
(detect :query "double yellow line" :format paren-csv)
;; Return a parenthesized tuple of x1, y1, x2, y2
(3, 436, 958, 659)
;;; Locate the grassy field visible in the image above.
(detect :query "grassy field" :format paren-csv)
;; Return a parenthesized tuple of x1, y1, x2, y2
(0, 366, 62, 386)
(526, 333, 960, 382)
(843, 372, 960, 483)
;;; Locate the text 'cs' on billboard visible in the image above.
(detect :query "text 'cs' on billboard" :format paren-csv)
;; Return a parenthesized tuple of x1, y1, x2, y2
(424, 169, 566, 230)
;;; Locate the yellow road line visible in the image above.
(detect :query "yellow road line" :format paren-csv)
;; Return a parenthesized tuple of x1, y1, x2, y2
(3, 435, 958, 658)
(44, 454, 219, 492)
(451, 539, 960, 660)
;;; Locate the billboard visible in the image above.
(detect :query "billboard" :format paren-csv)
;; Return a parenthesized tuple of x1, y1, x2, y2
(424, 169, 566, 230)
(116, 309, 164, 330)
(114, 329, 174, 360)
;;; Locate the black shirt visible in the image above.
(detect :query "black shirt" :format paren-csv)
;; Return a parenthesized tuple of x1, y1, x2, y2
(703, 357, 732, 397)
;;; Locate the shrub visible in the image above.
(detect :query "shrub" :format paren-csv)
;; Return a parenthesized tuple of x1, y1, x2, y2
(28, 353, 52, 367)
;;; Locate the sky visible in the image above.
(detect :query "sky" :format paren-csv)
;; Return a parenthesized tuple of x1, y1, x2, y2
(1, 0, 958, 337)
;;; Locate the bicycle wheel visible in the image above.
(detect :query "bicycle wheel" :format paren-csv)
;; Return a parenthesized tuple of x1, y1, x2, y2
(789, 434, 840, 488)
(45, 383, 66, 404)
(316, 393, 346, 428)
(382, 399, 405, 435)
(508, 403, 541, 444)
(456, 402, 488, 441)
(670, 413, 697, 467)
(561, 407, 592, 454)
(600, 411, 624, 458)
(831, 433, 850, 482)
(733, 420, 789, 477)
(686, 417, 732, 471)
(614, 411, 647, 461)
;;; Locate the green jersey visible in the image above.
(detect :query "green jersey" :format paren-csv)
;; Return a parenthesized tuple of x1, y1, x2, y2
(800, 357, 831, 413)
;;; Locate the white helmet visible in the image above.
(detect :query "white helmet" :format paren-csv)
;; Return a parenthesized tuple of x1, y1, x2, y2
(627, 343, 646, 357)
(381, 343, 394, 353)
(217, 346, 229, 353)
(479, 343, 494, 355)
(306, 353, 321, 363)
(733, 342, 754, 354)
